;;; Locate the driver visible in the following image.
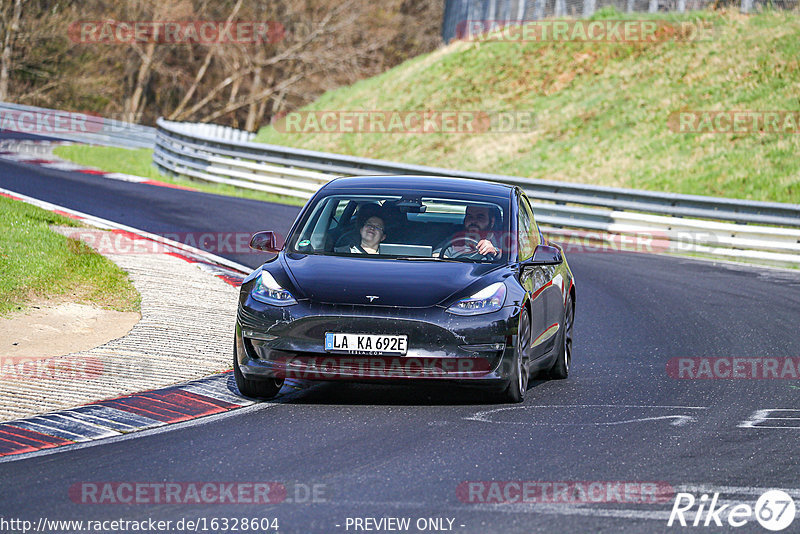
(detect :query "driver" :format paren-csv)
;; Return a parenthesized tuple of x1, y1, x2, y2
(435, 205, 500, 258)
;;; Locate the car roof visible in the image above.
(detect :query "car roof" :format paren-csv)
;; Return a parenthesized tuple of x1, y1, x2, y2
(322, 175, 514, 198)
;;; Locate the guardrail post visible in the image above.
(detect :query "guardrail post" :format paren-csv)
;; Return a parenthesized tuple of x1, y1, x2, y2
(583, 0, 596, 17)
(649, 0, 658, 13)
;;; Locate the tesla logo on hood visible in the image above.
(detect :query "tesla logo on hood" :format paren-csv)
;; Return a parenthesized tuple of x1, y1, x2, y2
(366, 295, 379, 302)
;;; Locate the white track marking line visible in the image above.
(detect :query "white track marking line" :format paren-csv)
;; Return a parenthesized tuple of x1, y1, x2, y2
(465, 404, 708, 424)
(104, 172, 149, 182)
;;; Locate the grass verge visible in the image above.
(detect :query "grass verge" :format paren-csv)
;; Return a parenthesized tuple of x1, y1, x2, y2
(52, 145, 306, 207)
(0, 196, 141, 316)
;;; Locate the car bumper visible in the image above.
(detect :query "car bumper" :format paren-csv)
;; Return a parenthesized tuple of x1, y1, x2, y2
(235, 297, 519, 385)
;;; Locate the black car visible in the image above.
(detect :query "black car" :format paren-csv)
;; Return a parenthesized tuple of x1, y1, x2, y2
(234, 175, 575, 402)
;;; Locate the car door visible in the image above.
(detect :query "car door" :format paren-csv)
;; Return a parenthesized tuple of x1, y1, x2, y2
(517, 193, 551, 360)
(523, 194, 563, 357)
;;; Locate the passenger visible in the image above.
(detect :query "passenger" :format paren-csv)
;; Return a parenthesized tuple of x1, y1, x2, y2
(335, 204, 387, 254)
(436, 205, 500, 258)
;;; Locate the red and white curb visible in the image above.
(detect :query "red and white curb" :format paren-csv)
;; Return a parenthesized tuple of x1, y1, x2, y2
(0, 373, 306, 459)
(0, 375, 248, 456)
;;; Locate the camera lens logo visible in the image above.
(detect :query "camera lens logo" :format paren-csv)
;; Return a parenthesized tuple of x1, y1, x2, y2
(755, 490, 796, 531)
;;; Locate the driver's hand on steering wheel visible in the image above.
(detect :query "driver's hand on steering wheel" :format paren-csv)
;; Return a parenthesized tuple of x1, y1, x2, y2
(476, 239, 498, 256)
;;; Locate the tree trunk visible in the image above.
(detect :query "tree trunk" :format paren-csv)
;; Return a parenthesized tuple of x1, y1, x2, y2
(168, 0, 243, 120)
(0, 0, 23, 101)
(228, 62, 242, 128)
(244, 66, 263, 132)
(253, 74, 276, 131)
(125, 41, 156, 123)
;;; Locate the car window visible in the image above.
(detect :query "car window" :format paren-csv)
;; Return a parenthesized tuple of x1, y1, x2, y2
(521, 195, 542, 247)
(518, 196, 536, 260)
(288, 193, 508, 263)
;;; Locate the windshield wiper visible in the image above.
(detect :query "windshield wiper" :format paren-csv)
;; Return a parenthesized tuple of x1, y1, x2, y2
(393, 256, 466, 263)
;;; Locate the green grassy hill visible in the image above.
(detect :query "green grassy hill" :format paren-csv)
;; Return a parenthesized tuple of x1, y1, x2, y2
(255, 8, 800, 204)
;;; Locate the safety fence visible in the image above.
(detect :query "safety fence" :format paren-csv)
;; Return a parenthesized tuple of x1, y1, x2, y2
(0, 101, 155, 149)
(154, 118, 800, 268)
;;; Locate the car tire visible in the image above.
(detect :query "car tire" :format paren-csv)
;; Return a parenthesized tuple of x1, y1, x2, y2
(548, 293, 573, 380)
(501, 307, 530, 403)
(233, 344, 284, 399)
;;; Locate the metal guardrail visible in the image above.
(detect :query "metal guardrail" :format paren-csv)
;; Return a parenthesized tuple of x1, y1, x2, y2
(154, 122, 334, 198)
(0, 101, 155, 149)
(152, 117, 800, 267)
(158, 120, 255, 144)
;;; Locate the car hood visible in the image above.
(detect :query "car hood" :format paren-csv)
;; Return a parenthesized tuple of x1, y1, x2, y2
(282, 253, 502, 308)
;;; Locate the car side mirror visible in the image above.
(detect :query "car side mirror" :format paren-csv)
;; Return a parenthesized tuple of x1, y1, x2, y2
(249, 231, 283, 253)
(526, 244, 562, 265)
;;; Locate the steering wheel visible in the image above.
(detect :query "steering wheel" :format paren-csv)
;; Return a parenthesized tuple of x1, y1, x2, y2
(440, 236, 497, 260)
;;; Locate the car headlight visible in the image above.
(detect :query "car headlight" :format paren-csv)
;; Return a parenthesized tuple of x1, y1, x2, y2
(251, 271, 297, 306)
(446, 282, 506, 316)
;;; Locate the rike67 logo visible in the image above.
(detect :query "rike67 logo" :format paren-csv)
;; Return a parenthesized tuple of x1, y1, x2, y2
(668, 490, 796, 531)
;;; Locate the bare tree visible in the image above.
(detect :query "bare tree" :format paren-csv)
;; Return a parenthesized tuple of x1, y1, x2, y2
(190, 0, 389, 130)
(0, 0, 442, 128)
(0, 0, 23, 101)
(122, 0, 194, 122)
(167, 0, 244, 120)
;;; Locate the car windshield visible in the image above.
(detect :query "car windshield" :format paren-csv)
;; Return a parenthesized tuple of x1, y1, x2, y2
(287, 192, 509, 263)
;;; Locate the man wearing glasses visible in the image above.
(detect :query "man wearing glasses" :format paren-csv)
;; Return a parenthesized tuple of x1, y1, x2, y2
(434, 205, 501, 259)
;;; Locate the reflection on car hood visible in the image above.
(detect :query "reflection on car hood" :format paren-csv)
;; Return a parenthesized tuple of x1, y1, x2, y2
(283, 254, 500, 307)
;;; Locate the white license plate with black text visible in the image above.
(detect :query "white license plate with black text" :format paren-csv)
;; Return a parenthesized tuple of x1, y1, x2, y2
(325, 333, 408, 355)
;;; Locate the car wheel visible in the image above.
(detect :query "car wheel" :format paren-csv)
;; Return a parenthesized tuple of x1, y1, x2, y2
(233, 344, 284, 399)
(548, 293, 573, 380)
(501, 307, 530, 403)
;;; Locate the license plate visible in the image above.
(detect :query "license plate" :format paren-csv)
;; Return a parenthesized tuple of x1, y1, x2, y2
(325, 333, 408, 355)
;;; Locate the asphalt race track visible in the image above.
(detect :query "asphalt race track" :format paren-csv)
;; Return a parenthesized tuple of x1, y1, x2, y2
(1, 135, 800, 533)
